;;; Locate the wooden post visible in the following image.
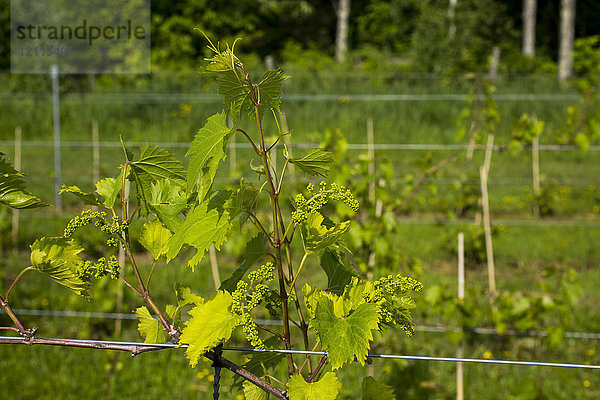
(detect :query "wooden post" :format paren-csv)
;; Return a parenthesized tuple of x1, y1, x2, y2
(209, 245, 221, 289)
(92, 119, 100, 185)
(457, 232, 465, 400)
(532, 135, 540, 217)
(480, 134, 496, 297)
(12, 127, 22, 253)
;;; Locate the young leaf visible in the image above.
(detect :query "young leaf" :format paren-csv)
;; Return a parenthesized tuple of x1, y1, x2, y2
(0, 153, 48, 209)
(289, 148, 333, 177)
(243, 380, 270, 400)
(59, 185, 103, 207)
(218, 70, 254, 121)
(166, 202, 231, 269)
(179, 291, 241, 367)
(287, 372, 339, 400)
(95, 177, 122, 209)
(148, 179, 187, 232)
(302, 212, 350, 254)
(311, 296, 380, 369)
(135, 306, 169, 343)
(186, 112, 234, 201)
(139, 219, 172, 261)
(258, 69, 290, 115)
(319, 249, 357, 295)
(129, 145, 185, 205)
(361, 376, 396, 400)
(29, 237, 90, 299)
(220, 234, 267, 292)
(174, 283, 204, 307)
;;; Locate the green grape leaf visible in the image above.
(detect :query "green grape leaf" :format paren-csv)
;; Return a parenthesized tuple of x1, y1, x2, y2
(312, 296, 380, 369)
(243, 380, 270, 400)
(59, 185, 103, 207)
(186, 112, 234, 201)
(174, 283, 204, 307)
(29, 237, 90, 299)
(289, 148, 333, 177)
(220, 235, 267, 292)
(148, 179, 187, 232)
(302, 212, 351, 254)
(129, 145, 185, 205)
(258, 69, 290, 115)
(319, 249, 357, 295)
(204, 49, 240, 72)
(287, 372, 339, 400)
(135, 306, 169, 343)
(0, 153, 49, 209)
(95, 177, 122, 209)
(361, 376, 396, 400)
(179, 291, 241, 367)
(166, 202, 231, 270)
(218, 70, 254, 121)
(139, 219, 172, 260)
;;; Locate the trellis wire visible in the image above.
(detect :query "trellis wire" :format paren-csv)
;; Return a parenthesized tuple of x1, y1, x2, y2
(6, 308, 600, 340)
(1, 335, 598, 370)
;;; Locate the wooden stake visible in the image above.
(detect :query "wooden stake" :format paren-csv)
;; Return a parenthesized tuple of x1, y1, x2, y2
(532, 134, 540, 217)
(92, 119, 100, 185)
(209, 245, 221, 289)
(457, 232, 465, 400)
(480, 135, 496, 297)
(12, 127, 22, 253)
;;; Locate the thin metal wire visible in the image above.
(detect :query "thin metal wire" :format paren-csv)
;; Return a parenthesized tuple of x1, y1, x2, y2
(1, 336, 598, 370)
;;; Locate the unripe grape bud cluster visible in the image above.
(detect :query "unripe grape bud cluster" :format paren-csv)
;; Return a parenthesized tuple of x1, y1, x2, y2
(292, 181, 359, 224)
(231, 262, 276, 349)
(64, 210, 128, 248)
(75, 254, 120, 281)
(369, 274, 423, 335)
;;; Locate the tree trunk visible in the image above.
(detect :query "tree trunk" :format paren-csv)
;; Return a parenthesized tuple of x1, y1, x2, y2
(558, 0, 576, 81)
(448, 0, 458, 38)
(335, 0, 350, 63)
(522, 0, 537, 57)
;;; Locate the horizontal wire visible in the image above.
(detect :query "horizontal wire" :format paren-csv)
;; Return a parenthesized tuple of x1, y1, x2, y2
(2, 140, 600, 152)
(1, 335, 598, 370)
(4, 309, 600, 339)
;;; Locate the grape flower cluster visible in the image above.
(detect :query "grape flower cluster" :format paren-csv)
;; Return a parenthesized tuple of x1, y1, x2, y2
(75, 255, 120, 281)
(231, 262, 275, 349)
(368, 274, 423, 336)
(64, 210, 128, 248)
(291, 181, 359, 224)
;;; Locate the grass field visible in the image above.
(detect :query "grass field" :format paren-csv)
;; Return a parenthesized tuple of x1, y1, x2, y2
(1, 71, 600, 398)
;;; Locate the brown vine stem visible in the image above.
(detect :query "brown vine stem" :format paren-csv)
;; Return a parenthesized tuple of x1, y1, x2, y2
(307, 355, 328, 383)
(0, 336, 288, 400)
(0, 295, 28, 334)
(5, 266, 33, 302)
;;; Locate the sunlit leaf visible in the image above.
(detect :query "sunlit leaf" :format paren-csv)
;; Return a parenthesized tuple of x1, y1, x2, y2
(30, 237, 90, 299)
(135, 306, 169, 343)
(95, 177, 122, 209)
(258, 69, 290, 115)
(187, 112, 234, 201)
(139, 219, 172, 260)
(287, 372, 339, 400)
(0, 153, 48, 209)
(148, 179, 187, 232)
(59, 185, 103, 207)
(174, 283, 204, 307)
(302, 212, 350, 254)
(166, 202, 231, 270)
(179, 291, 241, 367)
(243, 380, 270, 400)
(289, 148, 333, 177)
(311, 296, 380, 369)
